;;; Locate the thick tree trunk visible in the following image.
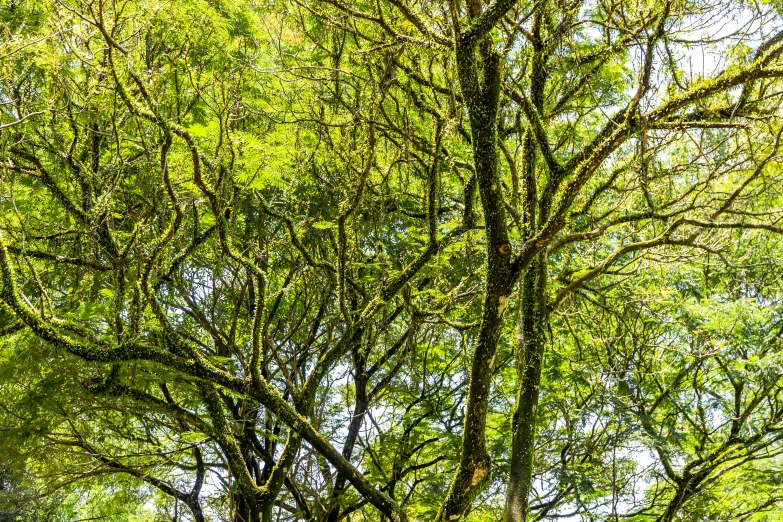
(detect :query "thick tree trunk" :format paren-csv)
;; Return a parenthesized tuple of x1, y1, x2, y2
(504, 255, 547, 522)
(504, 4, 550, 517)
(438, 42, 514, 521)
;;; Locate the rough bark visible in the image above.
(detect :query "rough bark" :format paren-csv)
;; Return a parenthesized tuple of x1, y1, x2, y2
(504, 255, 548, 522)
(437, 15, 515, 520)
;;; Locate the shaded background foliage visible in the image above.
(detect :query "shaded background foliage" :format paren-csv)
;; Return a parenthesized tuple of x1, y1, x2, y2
(2, 0, 783, 520)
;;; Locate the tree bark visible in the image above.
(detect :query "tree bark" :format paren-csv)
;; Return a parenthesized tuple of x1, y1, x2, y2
(504, 255, 547, 522)
(438, 32, 514, 522)
(324, 342, 369, 522)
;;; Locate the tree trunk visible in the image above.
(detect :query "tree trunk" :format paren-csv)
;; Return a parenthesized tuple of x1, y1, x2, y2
(504, 255, 547, 522)
(438, 41, 514, 522)
(324, 345, 369, 522)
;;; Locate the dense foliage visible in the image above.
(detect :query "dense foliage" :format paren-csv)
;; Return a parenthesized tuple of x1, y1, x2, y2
(2, 0, 783, 520)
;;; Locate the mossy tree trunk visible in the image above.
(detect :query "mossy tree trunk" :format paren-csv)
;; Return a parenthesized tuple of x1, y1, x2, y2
(438, 3, 518, 519)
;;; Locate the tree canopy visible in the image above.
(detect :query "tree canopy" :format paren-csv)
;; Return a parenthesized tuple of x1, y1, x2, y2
(2, 0, 783, 520)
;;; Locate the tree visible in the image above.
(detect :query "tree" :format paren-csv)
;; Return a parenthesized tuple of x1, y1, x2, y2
(2, 0, 783, 520)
